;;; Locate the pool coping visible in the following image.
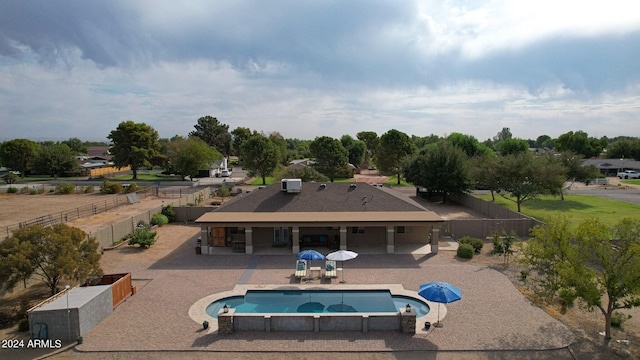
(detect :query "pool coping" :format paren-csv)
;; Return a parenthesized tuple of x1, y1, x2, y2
(188, 283, 444, 335)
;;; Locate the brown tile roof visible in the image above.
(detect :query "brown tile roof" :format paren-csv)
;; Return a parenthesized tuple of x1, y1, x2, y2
(217, 182, 427, 213)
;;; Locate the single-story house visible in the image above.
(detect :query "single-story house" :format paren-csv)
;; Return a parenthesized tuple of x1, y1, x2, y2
(582, 158, 640, 177)
(195, 180, 444, 254)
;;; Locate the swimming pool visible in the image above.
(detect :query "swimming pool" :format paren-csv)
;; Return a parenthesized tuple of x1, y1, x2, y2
(206, 290, 430, 318)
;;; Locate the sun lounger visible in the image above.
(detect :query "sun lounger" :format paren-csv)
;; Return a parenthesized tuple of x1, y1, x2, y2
(295, 259, 307, 279)
(324, 260, 337, 279)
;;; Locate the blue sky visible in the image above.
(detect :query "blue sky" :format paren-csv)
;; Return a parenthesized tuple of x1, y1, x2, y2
(1, 0, 639, 142)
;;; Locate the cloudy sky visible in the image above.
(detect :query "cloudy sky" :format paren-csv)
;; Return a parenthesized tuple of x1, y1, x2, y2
(1, 1, 639, 143)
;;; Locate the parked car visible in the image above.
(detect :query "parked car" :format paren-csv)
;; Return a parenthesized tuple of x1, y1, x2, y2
(617, 170, 640, 179)
(220, 169, 232, 177)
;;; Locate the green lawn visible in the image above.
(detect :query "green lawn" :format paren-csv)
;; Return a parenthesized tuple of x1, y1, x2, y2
(475, 193, 640, 227)
(621, 179, 640, 186)
(249, 176, 277, 185)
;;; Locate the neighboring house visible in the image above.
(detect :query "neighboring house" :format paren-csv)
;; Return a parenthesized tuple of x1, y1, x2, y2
(195, 180, 444, 254)
(582, 158, 640, 177)
(87, 146, 111, 157)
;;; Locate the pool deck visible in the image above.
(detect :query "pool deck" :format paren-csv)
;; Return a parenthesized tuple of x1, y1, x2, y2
(72, 237, 574, 356)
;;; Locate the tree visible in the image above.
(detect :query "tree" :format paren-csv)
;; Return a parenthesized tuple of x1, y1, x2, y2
(241, 135, 280, 185)
(2, 172, 18, 188)
(0, 139, 40, 178)
(340, 135, 366, 167)
(0, 224, 102, 296)
(33, 143, 78, 178)
(497, 138, 529, 156)
(524, 217, 640, 341)
(470, 154, 499, 201)
(552, 152, 600, 200)
(62, 137, 87, 155)
(607, 139, 640, 161)
(555, 130, 605, 158)
(231, 127, 254, 156)
(535, 135, 553, 149)
(310, 136, 349, 182)
(108, 121, 164, 180)
(494, 153, 551, 212)
(376, 129, 417, 184)
(404, 141, 471, 203)
(189, 116, 232, 156)
(356, 131, 379, 165)
(166, 137, 221, 180)
(269, 132, 288, 165)
(446, 133, 493, 158)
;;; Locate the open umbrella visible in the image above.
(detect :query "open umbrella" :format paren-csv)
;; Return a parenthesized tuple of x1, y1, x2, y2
(418, 282, 462, 327)
(326, 250, 358, 283)
(296, 249, 325, 261)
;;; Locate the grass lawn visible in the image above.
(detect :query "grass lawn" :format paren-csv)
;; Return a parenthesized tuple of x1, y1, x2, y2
(475, 193, 640, 227)
(621, 179, 640, 186)
(249, 176, 276, 185)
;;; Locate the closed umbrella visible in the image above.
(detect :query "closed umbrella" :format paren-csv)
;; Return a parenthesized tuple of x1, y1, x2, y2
(418, 282, 462, 327)
(326, 250, 358, 283)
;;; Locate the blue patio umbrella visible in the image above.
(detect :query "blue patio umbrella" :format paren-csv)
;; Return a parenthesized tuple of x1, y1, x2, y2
(296, 250, 325, 261)
(418, 282, 462, 327)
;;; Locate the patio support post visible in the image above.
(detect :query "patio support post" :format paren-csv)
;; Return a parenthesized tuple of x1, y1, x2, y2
(245, 228, 253, 254)
(200, 227, 208, 255)
(386, 226, 395, 254)
(339, 227, 347, 250)
(431, 228, 439, 254)
(291, 227, 300, 254)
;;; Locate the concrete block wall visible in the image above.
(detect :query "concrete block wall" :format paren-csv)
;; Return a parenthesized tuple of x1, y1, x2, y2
(78, 287, 113, 337)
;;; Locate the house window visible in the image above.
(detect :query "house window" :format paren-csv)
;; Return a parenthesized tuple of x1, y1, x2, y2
(397, 226, 405, 234)
(351, 227, 365, 234)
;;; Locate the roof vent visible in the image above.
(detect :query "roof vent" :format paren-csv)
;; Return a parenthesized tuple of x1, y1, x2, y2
(350, 183, 357, 188)
(320, 183, 326, 189)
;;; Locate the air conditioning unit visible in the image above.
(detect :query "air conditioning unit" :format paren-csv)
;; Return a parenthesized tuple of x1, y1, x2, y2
(281, 179, 302, 193)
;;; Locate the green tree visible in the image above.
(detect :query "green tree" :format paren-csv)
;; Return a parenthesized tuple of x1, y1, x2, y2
(446, 133, 494, 158)
(309, 136, 349, 182)
(553, 152, 600, 199)
(62, 137, 87, 155)
(376, 129, 417, 184)
(411, 134, 441, 152)
(497, 138, 529, 156)
(495, 153, 551, 212)
(555, 130, 605, 158)
(340, 135, 366, 167)
(241, 135, 280, 185)
(356, 131, 379, 165)
(0, 224, 102, 296)
(470, 154, 499, 201)
(0, 139, 40, 178)
(607, 139, 640, 161)
(524, 217, 640, 340)
(166, 137, 221, 180)
(535, 135, 553, 149)
(269, 132, 288, 165)
(33, 143, 78, 178)
(231, 127, 254, 156)
(2, 172, 18, 188)
(108, 121, 164, 180)
(189, 116, 232, 156)
(404, 141, 471, 203)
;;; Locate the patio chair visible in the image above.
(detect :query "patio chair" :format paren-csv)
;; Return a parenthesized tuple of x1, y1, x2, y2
(324, 260, 337, 279)
(295, 259, 307, 279)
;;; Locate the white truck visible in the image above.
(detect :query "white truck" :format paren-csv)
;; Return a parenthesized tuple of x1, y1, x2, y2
(617, 170, 640, 179)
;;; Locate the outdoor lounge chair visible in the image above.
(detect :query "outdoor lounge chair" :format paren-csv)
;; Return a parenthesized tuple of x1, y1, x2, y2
(324, 260, 337, 279)
(295, 259, 307, 279)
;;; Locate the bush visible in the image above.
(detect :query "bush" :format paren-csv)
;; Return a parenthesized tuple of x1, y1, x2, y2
(6, 187, 17, 193)
(128, 227, 157, 248)
(29, 189, 37, 195)
(56, 183, 76, 194)
(559, 288, 577, 308)
(37, 186, 45, 194)
(611, 311, 631, 328)
(211, 200, 221, 206)
(84, 185, 94, 193)
(216, 186, 231, 198)
(17, 318, 29, 332)
(151, 213, 168, 226)
(459, 236, 484, 253)
(124, 182, 139, 193)
(161, 205, 176, 222)
(457, 243, 474, 259)
(100, 180, 123, 194)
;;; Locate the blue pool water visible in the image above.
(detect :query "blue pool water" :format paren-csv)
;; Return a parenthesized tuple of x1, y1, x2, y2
(206, 290, 430, 318)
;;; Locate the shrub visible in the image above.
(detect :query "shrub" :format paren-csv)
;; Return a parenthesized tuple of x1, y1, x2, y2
(161, 205, 176, 222)
(56, 183, 76, 194)
(151, 213, 168, 226)
(216, 186, 231, 198)
(28, 189, 37, 195)
(459, 236, 484, 253)
(558, 288, 577, 308)
(6, 187, 17, 193)
(211, 200, 221, 206)
(611, 312, 631, 328)
(457, 243, 474, 259)
(37, 186, 45, 194)
(17, 318, 29, 332)
(124, 182, 139, 193)
(84, 186, 94, 193)
(19, 186, 29, 194)
(100, 180, 123, 194)
(128, 227, 157, 248)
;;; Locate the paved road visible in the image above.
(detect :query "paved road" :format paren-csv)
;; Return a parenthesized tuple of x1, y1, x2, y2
(566, 188, 640, 206)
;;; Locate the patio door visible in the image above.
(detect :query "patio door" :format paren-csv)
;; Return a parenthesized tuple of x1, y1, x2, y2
(273, 227, 290, 247)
